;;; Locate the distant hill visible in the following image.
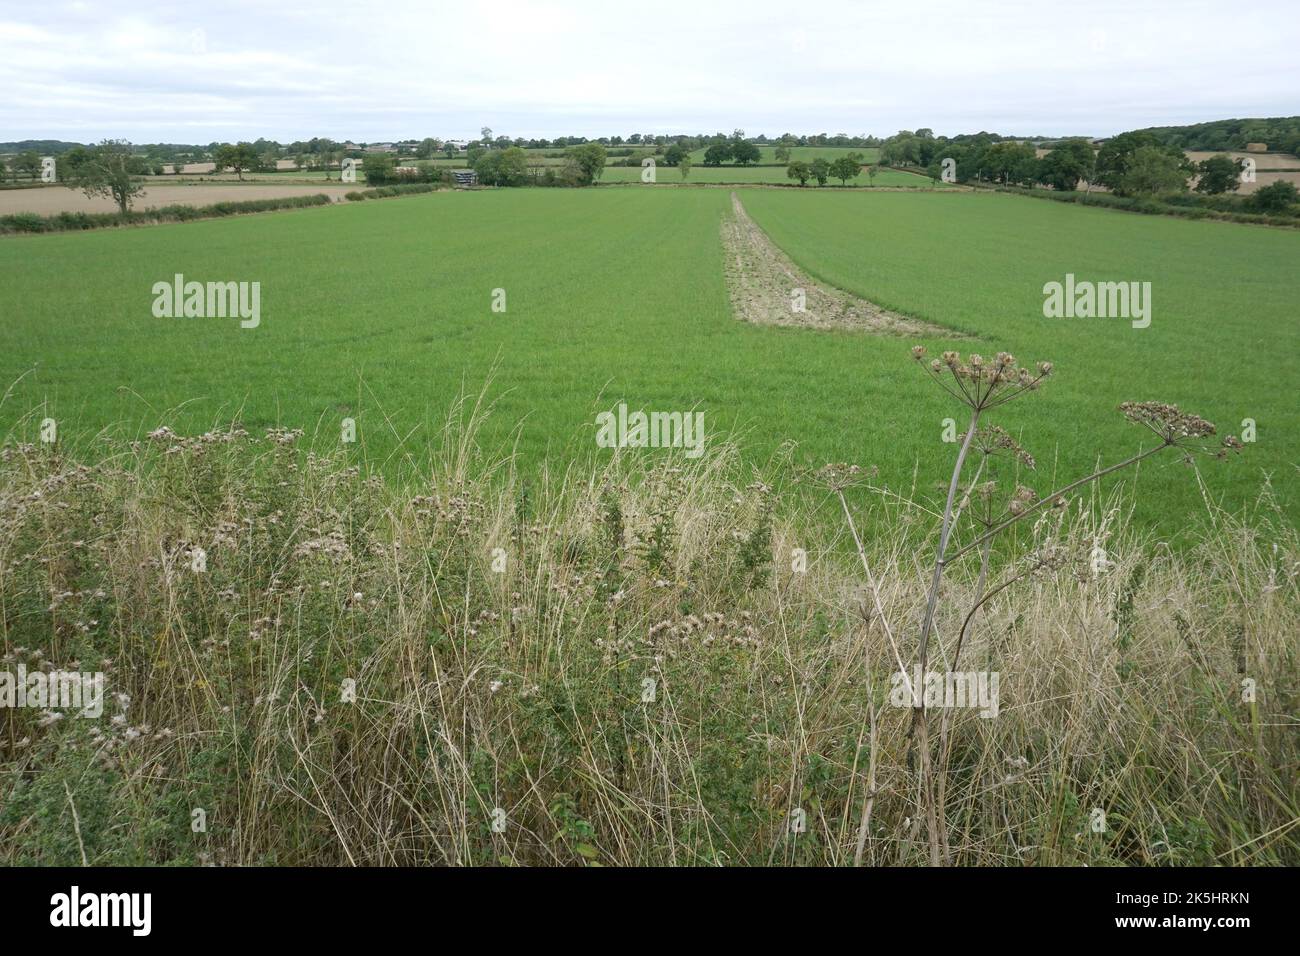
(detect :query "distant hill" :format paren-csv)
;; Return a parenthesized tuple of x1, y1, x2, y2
(1132, 117, 1300, 153)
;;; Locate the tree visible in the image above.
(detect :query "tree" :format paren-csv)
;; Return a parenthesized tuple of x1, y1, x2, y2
(829, 155, 861, 186)
(415, 138, 440, 159)
(0, 158, 6, 183)
(15, 151, 40, 181)
(880, 132, 920, 166)
(1116, 145, 1187, 197)
(480, 127, 493, 145)
(61, 146, 93, 179)
(214, 142, 257, 180)
(774, 145, 791, 164)
(866, 164, 878, 186)
(1094, 131, 1187, 191)
(678, 155, 692, 181)
(65, 139, 147, 214)
(786, 160, 811, 186)
(703, 143, 731, 166)
(663, 143, 688, 167)
(566, 143, 607, 185)
(321, 150, 342, 180)
(443, 142, 457, 159)
(1037, 138, 1095, 192)
(474, 146, 529, 186)
(361, 154, 395, 185)
(1194, 154, 1243, 195)
(810, 157, 830, 186)
(1248, 179, 1299, 213)
(731, 140, 761, 165)
(979, 141, 1037, 184)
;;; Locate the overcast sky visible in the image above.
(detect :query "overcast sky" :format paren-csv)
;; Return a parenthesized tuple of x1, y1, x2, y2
(2, 0, 1297, 144)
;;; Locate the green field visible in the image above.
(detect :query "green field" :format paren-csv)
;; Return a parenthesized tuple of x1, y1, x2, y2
(1, 186, 1294, 530)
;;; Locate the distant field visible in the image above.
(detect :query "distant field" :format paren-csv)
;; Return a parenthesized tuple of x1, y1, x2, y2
(0, 183, 355, 214)
(1, 187, 1294, 530)
(1183, 150, 1300, 169)
(599, 164, 945, 186)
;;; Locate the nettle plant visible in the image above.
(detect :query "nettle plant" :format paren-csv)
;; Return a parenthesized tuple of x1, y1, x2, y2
(892, 346, 1243, 864)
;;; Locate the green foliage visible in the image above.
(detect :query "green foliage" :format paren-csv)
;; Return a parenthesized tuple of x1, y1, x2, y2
(474, 146, 529, 187)
(1115, 145, 1189, 197)
(703, 142, 732, 166)
(63, 139, 148, 214)
(663, 143, 688, 167)
(1094, 132, 1189, 193)
(730, 140, 761, 165)
(828, 155, 862, 185)
(213, 142, 259, 180)
(361, 154, 396, 185)
(1134, 115, 1300, 153)
(1194, 154, 1244, 195)
(1037, 138, 1096, 192)
(565, 143, 607, 185)
(1249, 179, 1300, 213)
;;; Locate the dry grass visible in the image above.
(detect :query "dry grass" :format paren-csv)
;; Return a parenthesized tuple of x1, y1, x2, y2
(721, 193, 952, 335)
(0, 395, 1295, 866)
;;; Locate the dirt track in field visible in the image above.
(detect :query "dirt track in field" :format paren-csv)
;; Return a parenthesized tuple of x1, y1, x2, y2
(0, 183, 355, 215)
(721, 192, 952, 336)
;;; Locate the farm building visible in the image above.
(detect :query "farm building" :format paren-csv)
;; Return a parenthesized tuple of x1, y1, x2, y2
(453, 169, 477, 186)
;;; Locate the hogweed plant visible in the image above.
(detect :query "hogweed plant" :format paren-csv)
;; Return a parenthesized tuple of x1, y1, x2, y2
(896, 346, 1243, 865)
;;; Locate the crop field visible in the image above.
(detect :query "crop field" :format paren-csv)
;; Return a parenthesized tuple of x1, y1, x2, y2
(2, 185, 1294, 533)
(0, 182, 356, 214)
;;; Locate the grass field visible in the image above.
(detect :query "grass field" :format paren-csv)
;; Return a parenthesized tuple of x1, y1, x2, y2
(1, 186, 1294, 533)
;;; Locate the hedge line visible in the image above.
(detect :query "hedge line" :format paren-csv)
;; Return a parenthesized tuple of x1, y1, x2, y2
(343, 183, 442, 201)
(0, 192, 334, 235)
(991, 184, 1300, 227)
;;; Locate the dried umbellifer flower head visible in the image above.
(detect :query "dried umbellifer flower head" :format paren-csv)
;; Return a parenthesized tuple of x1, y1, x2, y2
(1119, 402, 1216, 444)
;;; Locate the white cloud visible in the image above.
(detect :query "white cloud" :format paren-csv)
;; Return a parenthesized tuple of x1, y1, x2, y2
(0, 0, 1297, 143)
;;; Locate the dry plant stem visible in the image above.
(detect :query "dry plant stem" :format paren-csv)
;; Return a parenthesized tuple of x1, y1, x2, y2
(835, 490, 911, 687)
(917, 409, 981, 676)
(836, 489, 916, 865)
(852, 604, 881, 867)
(946, 441, 1169, 564)
(933, 534, 992, 866)
(853, 697, 879, 867)
(912, 408, 978, 866)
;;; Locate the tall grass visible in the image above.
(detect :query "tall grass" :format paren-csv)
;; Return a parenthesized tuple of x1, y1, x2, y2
(0, 397, 1295, 866)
